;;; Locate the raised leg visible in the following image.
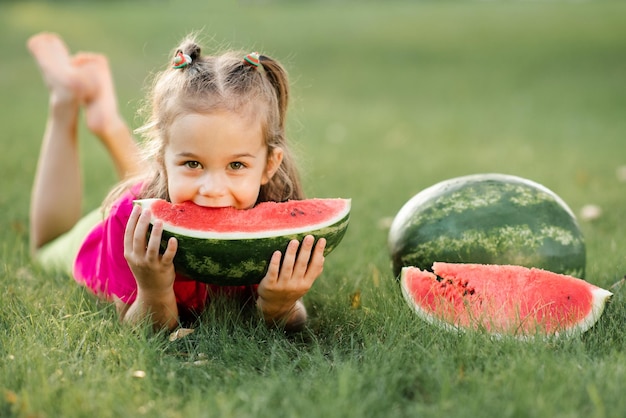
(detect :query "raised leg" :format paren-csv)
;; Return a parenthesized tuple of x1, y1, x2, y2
(27, 33, 85, 251)
(28, 33, 142, 253)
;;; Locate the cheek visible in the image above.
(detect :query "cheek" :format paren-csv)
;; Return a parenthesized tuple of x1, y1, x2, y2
(235, 177, 263, 204)
(165, 172, 190, 203)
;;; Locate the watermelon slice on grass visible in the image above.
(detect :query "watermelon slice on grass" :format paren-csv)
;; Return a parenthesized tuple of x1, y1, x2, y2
(400, 262, 612, 339)
(135, 198, 351, 285)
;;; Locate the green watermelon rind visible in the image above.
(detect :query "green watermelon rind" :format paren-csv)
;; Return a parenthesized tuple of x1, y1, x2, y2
(166, 214, 349, 285)
(388, 173, 586, 278)
(399, 265, 613, 339)
(138, 200, 350, 286)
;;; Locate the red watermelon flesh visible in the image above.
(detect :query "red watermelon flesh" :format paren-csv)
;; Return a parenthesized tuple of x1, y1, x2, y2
(400, 262, 612, 338)
(147, 198, 350, 238)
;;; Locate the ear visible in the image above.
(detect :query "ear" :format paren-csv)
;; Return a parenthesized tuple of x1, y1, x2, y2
(262, 147, 284, 185)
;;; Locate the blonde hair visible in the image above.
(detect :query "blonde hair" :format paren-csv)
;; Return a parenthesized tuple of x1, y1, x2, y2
(105, 35, 303, 208)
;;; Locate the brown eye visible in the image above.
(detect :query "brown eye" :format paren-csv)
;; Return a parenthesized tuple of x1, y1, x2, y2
(229, 162, 244, 170)
(185, 161, 201, 169)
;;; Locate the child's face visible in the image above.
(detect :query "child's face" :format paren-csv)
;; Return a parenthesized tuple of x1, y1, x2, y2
(164, 110, 283, 209)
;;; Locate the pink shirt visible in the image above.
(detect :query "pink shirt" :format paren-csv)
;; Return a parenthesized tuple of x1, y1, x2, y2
(73, 186, 255, 316)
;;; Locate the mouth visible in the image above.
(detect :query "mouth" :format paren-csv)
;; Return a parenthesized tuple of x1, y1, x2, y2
(190, 199, 249, 210)
(190, 199, 233, 209)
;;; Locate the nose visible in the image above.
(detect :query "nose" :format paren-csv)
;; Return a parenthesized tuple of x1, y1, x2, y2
(198, 172, 227, 197)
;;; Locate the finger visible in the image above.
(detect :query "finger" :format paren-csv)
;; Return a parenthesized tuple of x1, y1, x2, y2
(146, 220, 165, 260)
(305, 238, 326, 280)
(292, 235, 315, 278)
(161, 237, 178, 264)
(263, 250, 282, 284)
(124, 204, 142, 253)
(132, 208, 152, 251)
(278, 239, 300, 281)
(314, 237, 326, 256)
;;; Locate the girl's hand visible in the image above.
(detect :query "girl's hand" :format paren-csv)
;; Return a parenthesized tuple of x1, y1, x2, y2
(124, 204, 178, 291)
(257, 235, 326, 328)
(122, 204, 179, 330)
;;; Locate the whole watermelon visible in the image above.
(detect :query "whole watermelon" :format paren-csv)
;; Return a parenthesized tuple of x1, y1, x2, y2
(388, 174, 586, 279)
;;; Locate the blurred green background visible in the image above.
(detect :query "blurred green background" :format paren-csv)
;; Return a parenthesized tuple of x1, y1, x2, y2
(2, 1, 626, 417)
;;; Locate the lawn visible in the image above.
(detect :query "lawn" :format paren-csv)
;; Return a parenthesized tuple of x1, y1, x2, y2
(2, 1, 626, 417)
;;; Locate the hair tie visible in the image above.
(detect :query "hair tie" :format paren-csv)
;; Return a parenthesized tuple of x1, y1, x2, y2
(172, 51, 192, 69)
(244, 52, 261, 68)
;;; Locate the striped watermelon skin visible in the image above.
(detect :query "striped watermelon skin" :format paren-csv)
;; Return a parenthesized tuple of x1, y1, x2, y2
(162, 214, 349, 285)
(138, 199, 350, 286)
(388, 174, 586, 278)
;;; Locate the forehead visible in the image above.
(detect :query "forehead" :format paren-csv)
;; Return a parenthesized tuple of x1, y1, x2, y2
(167, 110, 266, 153)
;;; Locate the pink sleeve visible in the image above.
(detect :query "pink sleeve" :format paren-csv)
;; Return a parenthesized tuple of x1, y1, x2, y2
(73, 191, 139, 304)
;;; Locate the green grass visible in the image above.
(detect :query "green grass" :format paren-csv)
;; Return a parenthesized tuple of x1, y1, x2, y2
(2, 0, 626, 417)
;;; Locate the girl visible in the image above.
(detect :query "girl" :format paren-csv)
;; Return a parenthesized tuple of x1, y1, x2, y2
(27, 32, 326, 332)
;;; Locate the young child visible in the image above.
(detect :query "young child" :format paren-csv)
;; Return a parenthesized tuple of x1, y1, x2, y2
(27, 32, 326, 331)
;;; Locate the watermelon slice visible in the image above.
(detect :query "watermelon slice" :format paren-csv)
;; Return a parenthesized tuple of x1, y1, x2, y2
(135, 198, 350, 285)
(400, 262, 612, 338)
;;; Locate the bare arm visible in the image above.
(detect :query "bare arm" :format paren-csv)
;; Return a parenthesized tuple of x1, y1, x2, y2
(257, 298, 308, 332)
(116, 288, 179, 331)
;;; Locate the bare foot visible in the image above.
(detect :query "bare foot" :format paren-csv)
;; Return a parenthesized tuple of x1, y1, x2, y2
(72, 53, 123, 138)
(73, 53, 140, 178)
(27, 32, 84, 107)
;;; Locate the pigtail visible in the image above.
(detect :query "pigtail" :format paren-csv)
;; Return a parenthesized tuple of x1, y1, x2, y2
(259, 56, 303, 202)
(258, 55, 290, 130)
